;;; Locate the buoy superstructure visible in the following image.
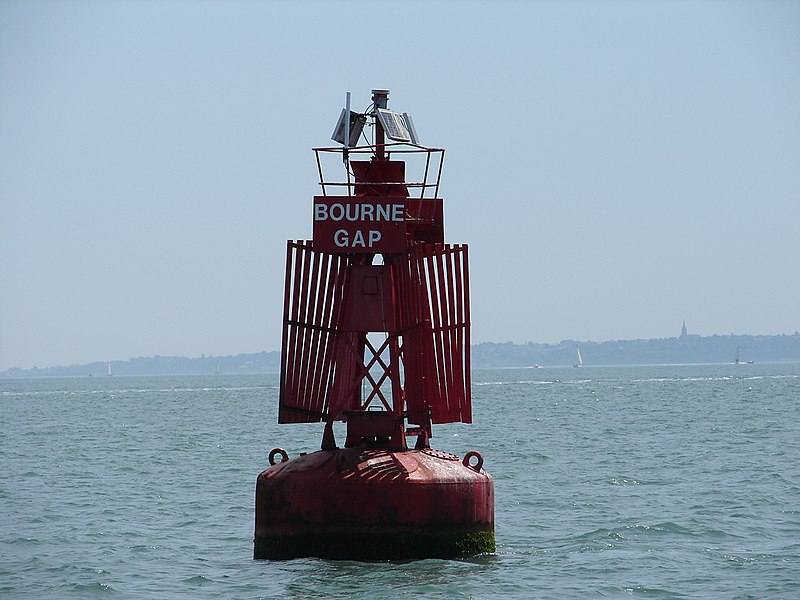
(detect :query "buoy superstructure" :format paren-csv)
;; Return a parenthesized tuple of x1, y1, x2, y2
(254, 89, 494, 560)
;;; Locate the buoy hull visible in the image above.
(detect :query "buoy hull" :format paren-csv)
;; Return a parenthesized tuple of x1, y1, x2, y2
(254, 448, 494, 560)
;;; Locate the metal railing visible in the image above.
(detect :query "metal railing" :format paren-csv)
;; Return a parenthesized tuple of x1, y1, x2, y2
(313, 142, 445, 199)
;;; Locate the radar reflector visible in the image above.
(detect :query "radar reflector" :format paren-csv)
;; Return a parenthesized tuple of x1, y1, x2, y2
(332, 109, 366, 147)
(376, 108, 411, 142)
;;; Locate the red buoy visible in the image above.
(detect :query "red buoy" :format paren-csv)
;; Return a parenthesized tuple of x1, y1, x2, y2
(254, 89, 494, 560)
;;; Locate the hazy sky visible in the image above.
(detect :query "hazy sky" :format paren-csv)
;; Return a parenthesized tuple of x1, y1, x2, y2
(1, 0, 798, 371)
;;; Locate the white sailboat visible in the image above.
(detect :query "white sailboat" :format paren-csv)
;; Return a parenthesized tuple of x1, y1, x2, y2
(574, 346, 583, 368)
(107, 361, 113, 376)
(734, 347, 753, 365)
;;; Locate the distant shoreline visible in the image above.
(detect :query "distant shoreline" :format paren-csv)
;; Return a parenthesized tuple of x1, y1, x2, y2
(471, 333, 800, 370)
(3, 332, 799, 378)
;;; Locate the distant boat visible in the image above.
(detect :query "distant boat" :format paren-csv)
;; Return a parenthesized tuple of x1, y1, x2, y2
(574, 346, 583, 368)
(734, 347, 754, 365)
(107, 362, 113, 376)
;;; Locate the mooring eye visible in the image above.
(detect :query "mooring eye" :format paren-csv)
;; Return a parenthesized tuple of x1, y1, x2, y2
(268, 448, 289, 466)
(463, 450, 484, 472)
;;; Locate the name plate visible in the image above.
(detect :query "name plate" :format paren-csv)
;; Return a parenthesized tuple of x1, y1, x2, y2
(312, 196, 406, 253)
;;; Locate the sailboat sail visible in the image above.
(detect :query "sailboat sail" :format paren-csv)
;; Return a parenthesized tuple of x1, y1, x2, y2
(574, 346, 583, 367)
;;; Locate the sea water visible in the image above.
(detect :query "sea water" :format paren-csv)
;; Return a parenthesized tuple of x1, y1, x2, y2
(1, 363, 799, 599)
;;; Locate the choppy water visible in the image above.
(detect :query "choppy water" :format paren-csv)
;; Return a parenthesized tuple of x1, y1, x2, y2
(2, 363, 799, 598)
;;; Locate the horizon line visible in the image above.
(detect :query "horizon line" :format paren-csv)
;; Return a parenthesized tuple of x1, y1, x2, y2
(3, 330, 800, 373)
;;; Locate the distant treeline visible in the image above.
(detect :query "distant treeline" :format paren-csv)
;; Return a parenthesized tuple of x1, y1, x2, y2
(3, 333, 799, 377)
(473, 333, 800, 368)
(1, 352, 281, 378)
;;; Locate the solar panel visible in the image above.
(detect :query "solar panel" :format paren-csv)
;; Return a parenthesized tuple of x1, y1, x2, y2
(331, 109, 366, 147)
(376, 109, 411, 142)
(402, 112, 419, 145)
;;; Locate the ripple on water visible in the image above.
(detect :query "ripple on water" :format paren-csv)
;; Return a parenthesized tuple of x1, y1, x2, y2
(2, 367, 800, 598)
